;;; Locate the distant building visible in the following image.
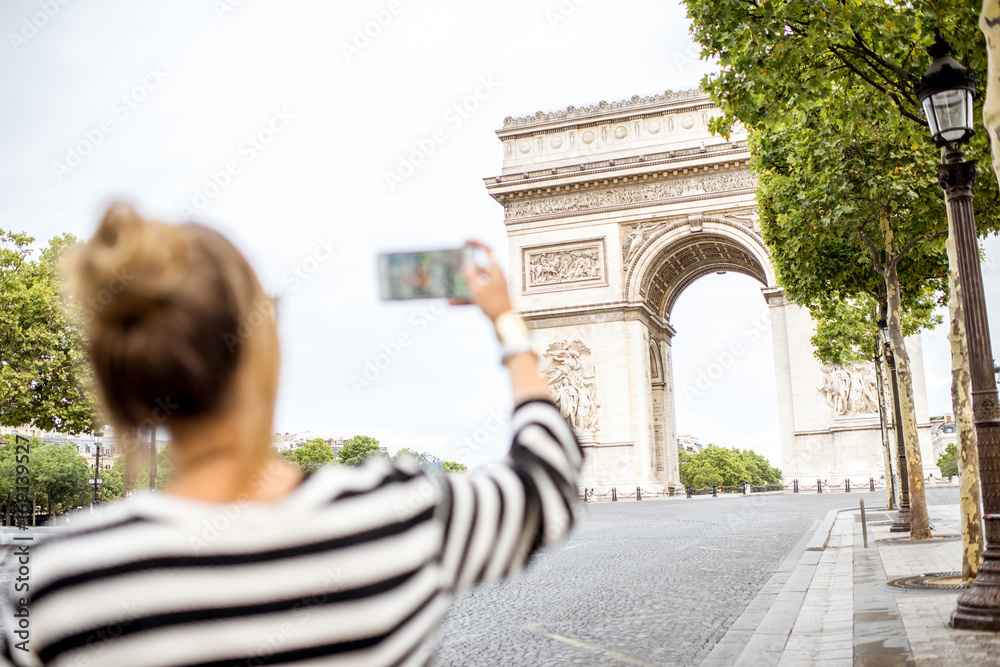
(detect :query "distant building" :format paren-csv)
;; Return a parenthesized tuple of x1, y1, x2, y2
(677, 435, 705, 456)
(0, 426, 168, 473)
(273, 434, 388, 458)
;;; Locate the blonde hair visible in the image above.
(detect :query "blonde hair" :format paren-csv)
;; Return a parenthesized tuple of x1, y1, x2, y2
(65, 203, 279, 442)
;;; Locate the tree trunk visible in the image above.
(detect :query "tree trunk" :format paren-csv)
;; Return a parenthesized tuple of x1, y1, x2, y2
(883, 260, 931, 540)
(948, 217, 985, 581)
(31, 492, 36, 527)
(981, 0, 1000, 188)
(875, 351, 896, 509)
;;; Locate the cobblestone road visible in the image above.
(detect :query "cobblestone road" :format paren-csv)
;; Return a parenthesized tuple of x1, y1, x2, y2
(437, 489, 957, 667)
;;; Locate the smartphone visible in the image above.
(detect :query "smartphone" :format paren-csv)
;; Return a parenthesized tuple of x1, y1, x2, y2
(379, 247, 476, 301)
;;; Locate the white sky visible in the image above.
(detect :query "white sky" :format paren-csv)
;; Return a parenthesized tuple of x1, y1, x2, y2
(3, 0, 998, 470)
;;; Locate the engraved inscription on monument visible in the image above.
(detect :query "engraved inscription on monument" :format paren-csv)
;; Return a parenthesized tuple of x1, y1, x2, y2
(522, 239, 606, 293)
(542, 339, 600, 443)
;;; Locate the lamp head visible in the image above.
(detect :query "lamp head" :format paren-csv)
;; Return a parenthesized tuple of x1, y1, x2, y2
(914, 33, 976, 148)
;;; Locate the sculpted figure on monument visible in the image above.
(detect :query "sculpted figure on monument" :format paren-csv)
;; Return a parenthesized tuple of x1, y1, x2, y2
(542, 340, 600, 440)
(818, 362, 880, 416)
(528, 248, 601, 286)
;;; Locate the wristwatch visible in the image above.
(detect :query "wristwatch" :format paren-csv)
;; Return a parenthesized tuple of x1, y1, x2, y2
(494, 311, 536, 363)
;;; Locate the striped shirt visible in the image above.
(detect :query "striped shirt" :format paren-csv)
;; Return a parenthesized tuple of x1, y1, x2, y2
(0, 399, 581, 667)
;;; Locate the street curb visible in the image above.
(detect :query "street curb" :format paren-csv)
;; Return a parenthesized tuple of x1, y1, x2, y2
(703, 507, 855, 667)
(805, 508, 842, 551)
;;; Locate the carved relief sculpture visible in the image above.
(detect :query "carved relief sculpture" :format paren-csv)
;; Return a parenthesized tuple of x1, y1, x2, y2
(528, 248, 601, 286)
(542, 340, 600, 443)
(818, 362, 880, 416)
(505, 171, 757, 219)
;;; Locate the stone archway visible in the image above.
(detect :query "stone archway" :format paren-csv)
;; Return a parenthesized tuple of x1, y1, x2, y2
(486, 90, 937, 492)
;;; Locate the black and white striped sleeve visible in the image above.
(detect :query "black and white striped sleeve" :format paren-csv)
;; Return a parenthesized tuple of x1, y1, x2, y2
(436, 399, 583, 593)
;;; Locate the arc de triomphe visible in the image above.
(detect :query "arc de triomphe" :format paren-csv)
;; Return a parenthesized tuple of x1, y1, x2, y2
(485, 90, 936, 493)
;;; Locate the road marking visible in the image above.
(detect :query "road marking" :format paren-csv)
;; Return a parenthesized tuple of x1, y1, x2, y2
(561, 543, 583, 551)
(526, 628, 658, 667)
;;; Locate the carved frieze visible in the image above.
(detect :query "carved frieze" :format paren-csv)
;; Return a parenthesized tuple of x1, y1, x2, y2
(504, 171, 757, 220)
(522, 239, 607, 294)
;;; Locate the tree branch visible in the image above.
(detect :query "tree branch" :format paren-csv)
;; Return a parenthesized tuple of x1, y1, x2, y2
(890, 229, 948, 267)
(856, 227, 886, 276)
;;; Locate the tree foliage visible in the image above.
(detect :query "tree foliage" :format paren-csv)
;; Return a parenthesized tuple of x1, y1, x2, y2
(686, 0, 1000, 361)
(441, 461, 467, 473)
(0, 436, 90, 518)
(280, 438, 337, 470)
(686, 0, 986, 140)
(937, 442, 959, 478)
(0, 231, 101, 434)
(393, 448, 441, 467)
(338, 435, 385, 466)
(680, 445, 781, 489)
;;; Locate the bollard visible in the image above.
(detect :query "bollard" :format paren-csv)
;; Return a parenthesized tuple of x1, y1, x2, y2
(612, 487, 618, 502)
(860, 499, 869, 548)
(686, 485, 692, 498)
(583, 488, 588, 503)
(636, 486, 642, 501)
(742, 481, 748, 495)
(870, 477, 876, 492)
(712, 483, 718, 498)
(846, 479, 851, 493)
(793, 478, 799, 493)
(817, 479, 823, 494)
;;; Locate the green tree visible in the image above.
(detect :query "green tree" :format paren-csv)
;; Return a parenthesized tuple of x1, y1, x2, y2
(393, 448, 441, 467)
(937, 442, 959, 478)
(0, 231, 101, 434)
(33, 442, 90, 516)
(338, 436, 385, 466)
(740, 449, 783, 486)
(686, 0, 999, 543)
(680, 445, 749, 489)
(295, 438, 337, 469)
(441, 461, 467, 473)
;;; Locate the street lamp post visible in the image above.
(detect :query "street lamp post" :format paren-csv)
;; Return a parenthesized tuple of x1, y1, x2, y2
(92, 431, 104, 505)
(916, 35, 1000, 630)
(880, 319, 910, 531)
(5, 485, 11, 528)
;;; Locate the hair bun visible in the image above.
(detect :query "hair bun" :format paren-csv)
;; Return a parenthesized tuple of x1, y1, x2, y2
(66, 202, 193, 327)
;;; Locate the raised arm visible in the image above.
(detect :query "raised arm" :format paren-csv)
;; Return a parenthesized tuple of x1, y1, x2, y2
(434, 244, 583, 593)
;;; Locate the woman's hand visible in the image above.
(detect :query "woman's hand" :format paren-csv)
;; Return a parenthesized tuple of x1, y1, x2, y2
(459, 241, 512, 322)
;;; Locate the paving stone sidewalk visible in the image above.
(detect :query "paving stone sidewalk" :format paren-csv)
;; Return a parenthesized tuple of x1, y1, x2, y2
(706, 502, 1000, 666)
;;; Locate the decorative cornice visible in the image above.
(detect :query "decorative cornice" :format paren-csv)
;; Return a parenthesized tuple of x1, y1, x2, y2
(501, 89, 708, 130)
(520, 301, 665, 332)
(485, 143, 750, 190)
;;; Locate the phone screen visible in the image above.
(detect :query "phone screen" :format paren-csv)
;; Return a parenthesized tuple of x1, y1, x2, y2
(379, 249, 470, 300)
